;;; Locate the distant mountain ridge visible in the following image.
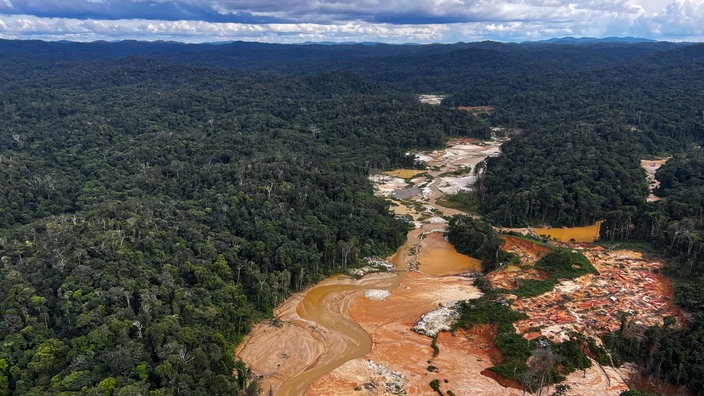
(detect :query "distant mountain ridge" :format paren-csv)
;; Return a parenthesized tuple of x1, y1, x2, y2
(0, 38, 699, 93)
(529, 36, 659, 44)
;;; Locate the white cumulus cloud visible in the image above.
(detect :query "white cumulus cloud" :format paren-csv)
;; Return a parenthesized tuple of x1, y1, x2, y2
(630, 0, 704, 40)
(0, 0, 702, 42)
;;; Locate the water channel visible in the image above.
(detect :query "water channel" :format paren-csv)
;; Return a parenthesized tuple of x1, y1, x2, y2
(237, 137, 608, 395)
(237, 139, 500, 395)
(275, 273, 403, 395)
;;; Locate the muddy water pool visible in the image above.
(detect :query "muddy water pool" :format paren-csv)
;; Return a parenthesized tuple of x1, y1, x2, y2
(533, 221, 603, 243)
(418, 231, 482, 275)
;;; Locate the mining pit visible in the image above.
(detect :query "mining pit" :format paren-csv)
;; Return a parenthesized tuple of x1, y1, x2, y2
(237, 134, 683, 395)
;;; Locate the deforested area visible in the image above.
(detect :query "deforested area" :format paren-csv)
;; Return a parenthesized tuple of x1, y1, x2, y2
(1, 40, 704, 395)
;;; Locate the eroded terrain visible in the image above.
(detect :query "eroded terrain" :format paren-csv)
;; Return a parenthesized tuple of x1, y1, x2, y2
(641, 157, 671, 202)
(237, 138, 503, 395)
(237, 133, 682, 395)
(506, 244, 684, 344)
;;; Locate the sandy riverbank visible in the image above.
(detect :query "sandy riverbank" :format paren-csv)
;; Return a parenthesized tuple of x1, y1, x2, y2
(237, 135, 682, 395)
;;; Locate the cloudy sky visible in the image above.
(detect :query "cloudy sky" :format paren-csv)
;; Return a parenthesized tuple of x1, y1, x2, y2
(0, 0, 702, 43)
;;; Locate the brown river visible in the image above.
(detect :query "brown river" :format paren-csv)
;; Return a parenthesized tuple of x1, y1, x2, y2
(272, 226, 482, 394)
(276, 274, 403, 395)
(236, 137, 636, 395)
(236, 138, 501, 394)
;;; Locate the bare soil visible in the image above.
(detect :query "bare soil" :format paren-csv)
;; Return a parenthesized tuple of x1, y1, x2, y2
(237, 137, 682, 395)
(641, 157, 671, 202)
(510, 246, 684, 344)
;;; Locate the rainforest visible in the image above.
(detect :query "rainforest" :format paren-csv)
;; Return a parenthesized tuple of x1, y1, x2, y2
(1, 39, 704, 395)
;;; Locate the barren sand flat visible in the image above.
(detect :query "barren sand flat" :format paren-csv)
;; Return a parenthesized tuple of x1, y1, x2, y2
(237, 136, 682, 395)
(309, 271, 488, 395)
(236, 272, 402, 395)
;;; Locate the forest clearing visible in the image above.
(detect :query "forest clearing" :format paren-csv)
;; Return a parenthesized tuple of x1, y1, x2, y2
(237, 134, 681, 395)
(236, 138, 502, 394)
(2, 40, 704, 396)
(641, 157, 671, 202)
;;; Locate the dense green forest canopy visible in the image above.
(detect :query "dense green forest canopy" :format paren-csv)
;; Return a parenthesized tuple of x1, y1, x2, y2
(459, 45, 704, 227)
(0, 39, 696, 90)
(0, 57, 485, 394)
(1, 39, 704, 394)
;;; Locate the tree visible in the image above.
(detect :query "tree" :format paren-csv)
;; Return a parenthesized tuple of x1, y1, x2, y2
(524, 347, 558, 396)
(98, 377, 117, 396)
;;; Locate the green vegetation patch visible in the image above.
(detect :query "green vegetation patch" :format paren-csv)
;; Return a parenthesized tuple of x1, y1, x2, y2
(447, 215, 519, 273)
(436, 192, 480, 214)
(450, 216, 595, 298)
(439, 166, 473, 177)
(454, 247, 598, 389)
(453, 297, 592, 391)
(535, 248, 596, 279)
(594, 241, 658, 256)
(507, 248, 598, 298)
(454, 297, 531, 380)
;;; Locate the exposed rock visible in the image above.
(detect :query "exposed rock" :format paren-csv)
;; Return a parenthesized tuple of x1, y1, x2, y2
(426, 216, 448, 224)
(368, 174, 408, 197)
(640, 157, 671, 202)
(368, 360, 406, 395)
(364, 257, 396, 271)
(416, 94, 448, 105)
(511, 248, 684, 343)
(413, 302, 461, 337)
(364, 289, 391, 301)
(415, 153, 433, 162)
(436, 175, 476, 195)
(350, 258, 396, 276)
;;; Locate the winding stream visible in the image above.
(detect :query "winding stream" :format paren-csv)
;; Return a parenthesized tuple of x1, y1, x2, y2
(276, 273, 404, 395)
(236, 134, 678, 396)
(237, 138, 504, 395)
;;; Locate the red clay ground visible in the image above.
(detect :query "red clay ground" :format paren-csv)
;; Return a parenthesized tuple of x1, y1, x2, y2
(238, 138, 682, 395)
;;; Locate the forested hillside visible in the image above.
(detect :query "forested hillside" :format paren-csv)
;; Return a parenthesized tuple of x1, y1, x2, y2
(452, 45, 704, 227)
(446, 43, 704, 393)
(0, 59, 484, 394)
(1, 39, 704, 394)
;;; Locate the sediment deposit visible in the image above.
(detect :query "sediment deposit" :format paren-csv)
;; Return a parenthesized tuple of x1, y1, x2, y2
(237, 135, 682, 395)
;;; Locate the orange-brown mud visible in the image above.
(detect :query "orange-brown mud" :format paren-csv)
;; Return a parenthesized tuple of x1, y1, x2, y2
(236, 272, 403, 395)
(237, 135, 684, 396)
(480, 369, 524, 390)
(488, 236, 552, 290)
(489, 265, 551, 291)
(417, 231, 481, 275)
(500, 221, 604, 243)
(238, 138, 504, 395)
(501, 235, 552, 264)
(308, 271, 517, 396)
(510, 247, 684, 343)
(628, 370, 694, 396)
(533, 221, 604, 243)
